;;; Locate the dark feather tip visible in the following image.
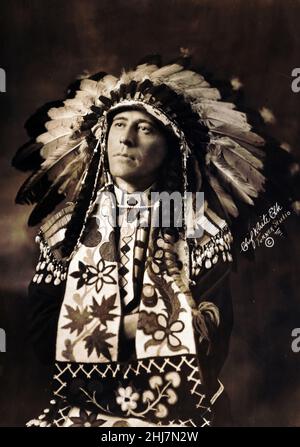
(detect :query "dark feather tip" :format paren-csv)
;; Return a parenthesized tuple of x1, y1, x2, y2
(24, 100, 63, 139)
(12, 141, 43, 172)
(28, 190, 64, 227)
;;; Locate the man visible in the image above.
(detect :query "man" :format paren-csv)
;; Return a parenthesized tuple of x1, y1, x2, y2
(13, 56, 266, 426)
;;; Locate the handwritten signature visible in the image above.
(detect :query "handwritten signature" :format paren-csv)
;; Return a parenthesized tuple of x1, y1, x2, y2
(240, 203, 291, 252)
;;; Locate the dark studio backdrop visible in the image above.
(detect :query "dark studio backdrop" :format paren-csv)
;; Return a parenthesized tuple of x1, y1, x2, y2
(0, 0, 299, 427)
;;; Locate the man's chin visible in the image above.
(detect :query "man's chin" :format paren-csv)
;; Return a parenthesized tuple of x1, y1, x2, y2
(111, 173, 155, 191)
(110, 162, 139, 176)
(112, 174, 141, 184)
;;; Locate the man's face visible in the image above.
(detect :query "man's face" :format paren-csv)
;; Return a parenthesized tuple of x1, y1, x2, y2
(107, 110, 168, 188)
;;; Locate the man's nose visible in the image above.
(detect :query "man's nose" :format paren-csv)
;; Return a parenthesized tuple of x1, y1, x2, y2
(120, 125, 136, 147)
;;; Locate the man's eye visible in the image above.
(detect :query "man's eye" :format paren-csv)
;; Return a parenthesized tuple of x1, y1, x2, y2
(114, 122, 125, 128)
(138, 125, 153, 134)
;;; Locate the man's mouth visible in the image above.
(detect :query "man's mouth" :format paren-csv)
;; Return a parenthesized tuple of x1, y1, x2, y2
(115, 153, 135, 161)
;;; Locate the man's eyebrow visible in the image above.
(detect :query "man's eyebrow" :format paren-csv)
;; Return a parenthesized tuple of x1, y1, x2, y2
(112, 116, 128, 121)
(112, 116, 157, 127)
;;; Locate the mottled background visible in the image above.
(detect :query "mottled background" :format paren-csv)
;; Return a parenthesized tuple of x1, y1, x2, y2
(0, 0, 299, 426)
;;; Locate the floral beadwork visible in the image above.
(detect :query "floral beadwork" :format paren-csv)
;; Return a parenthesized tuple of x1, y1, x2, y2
(115, 372, 181, 419)
(70, 259, 116, 293)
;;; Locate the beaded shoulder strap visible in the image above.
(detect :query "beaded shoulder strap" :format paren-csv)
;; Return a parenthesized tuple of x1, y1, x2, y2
(32, 204, 74, 286)
(190, 205, 233, 278)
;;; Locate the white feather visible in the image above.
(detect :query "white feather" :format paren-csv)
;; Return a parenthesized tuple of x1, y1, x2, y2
(119, 64, 158, 83)
(166, 78, 210, 91)
(63, 98, 90, 113)
(211, 125, 265, 146)
(216, 137, 264, 169)
(45, 116, 83, 132)
(195, 104, 248, 126)
(80, 79, 98, 95)
(186, 87, 221, 101)
(37, 130, 72, 145)
(223, 147, 265, 190)
(208, 147, 258, 204)
(96, 75, 118, 96)
(168, 70, 206, 83)
(149, 63, 183, 79)
(40, 135, 71, 158)
(48, 106, 83, 120)
(204, 117, 252, 133)
(200, 100, 236, 110)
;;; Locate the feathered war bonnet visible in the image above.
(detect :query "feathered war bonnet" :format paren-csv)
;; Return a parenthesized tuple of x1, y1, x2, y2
(13, 55, 267, 259)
